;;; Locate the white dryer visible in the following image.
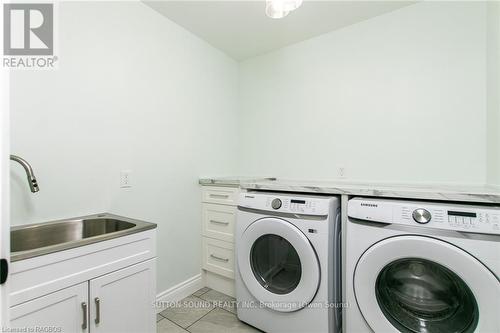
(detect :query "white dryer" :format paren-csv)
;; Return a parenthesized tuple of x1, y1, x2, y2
(236, 192, 341, 333)
(346, 197, 500, 333)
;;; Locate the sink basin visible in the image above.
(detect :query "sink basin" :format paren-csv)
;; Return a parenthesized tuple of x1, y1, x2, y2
(10, 213, 156, 261)
(12, 218, 136, 252)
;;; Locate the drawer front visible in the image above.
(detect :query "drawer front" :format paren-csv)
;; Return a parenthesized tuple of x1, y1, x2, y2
(202, 204, 235, 242)
(202, 186, 239, 205)
(202, 237, 234, 279)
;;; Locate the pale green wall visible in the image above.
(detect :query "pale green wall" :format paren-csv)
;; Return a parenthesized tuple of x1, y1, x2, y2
(487, 1, 500, 186)
(10, 2, 239, 293)
(239, 1, 488, 185)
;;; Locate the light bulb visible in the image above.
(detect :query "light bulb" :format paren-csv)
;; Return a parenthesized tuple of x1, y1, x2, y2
(265, 0, 303, 19)
(265, 0, 290, 19)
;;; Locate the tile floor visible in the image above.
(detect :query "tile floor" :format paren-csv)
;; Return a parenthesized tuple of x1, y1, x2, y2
(157, 288, 261, 333)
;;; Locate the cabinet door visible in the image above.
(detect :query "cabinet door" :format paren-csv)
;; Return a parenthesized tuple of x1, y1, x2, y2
(90, 259, 156, 333)
(10, 282, 88, 333)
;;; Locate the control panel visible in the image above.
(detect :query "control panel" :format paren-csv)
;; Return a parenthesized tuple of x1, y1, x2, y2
(348, 197, 500, 235)
(238, 193, 333, 216)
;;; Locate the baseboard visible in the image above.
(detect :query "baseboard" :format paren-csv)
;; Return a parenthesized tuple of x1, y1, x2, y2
(155, 273, 203, 312)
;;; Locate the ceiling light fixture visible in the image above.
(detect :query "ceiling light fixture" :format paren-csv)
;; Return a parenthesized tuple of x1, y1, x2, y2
(265, 0, 303, 19)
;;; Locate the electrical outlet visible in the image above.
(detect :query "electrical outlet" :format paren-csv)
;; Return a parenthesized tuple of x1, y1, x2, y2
(120, 170, 132, 188)
(338, 167, 346, 179)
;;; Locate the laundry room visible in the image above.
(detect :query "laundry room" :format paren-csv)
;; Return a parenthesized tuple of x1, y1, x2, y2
(0, 1, 499, 333)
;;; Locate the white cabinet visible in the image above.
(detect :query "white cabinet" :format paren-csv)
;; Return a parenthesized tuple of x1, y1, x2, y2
(201, 186, 239, 297)
(10, 229, 157, 332)
(11, 260, 156, 333)
(89, 259, 156, 333)
(11, 282, 89, 332)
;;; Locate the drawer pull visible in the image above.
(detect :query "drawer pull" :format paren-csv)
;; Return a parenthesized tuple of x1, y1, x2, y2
(81, 302, 87, 330)
(94, 297, 101, 325)
(209, 194, 229, 199)
(210, 254, 229, 262)
(210, 219, 229, 225)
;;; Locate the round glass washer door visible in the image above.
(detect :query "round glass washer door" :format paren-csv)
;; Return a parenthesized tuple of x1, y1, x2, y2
(238, 217, 320, 312)
(250, 234, 302, 295)
(354, 235, 500, 333)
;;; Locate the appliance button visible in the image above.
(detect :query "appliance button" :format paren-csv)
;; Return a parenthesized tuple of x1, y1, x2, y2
(412, 208, 432, 224)
(271, 198, 282, 210)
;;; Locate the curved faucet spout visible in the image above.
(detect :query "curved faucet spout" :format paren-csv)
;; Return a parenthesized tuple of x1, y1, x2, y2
(10, 155, 39, 193)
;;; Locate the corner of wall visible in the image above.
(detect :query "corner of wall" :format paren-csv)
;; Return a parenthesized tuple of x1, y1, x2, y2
(487, 1, 500, 186)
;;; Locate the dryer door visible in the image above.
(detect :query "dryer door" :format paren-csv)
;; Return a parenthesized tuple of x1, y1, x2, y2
(354, 235, 500, 333)
(237, 217, 320, 312)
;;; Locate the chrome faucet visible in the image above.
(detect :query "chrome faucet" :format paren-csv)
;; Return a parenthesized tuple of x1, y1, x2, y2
(10, 155, 39, 193)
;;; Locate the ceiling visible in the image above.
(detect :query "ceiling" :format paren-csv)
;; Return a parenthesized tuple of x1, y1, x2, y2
(143, 1, 416, 61)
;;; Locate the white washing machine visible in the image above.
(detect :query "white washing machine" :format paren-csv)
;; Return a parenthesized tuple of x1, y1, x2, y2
(346, 197, 500, 333)
(236, 192, 341, 333)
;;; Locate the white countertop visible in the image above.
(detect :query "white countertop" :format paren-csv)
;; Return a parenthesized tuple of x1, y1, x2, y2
(200, 177, 500, 204)
(239, 179, 500, 204)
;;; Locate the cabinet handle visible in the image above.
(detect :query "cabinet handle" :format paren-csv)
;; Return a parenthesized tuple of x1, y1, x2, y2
(209, 194, 229, 199)
(210, 254, 229, 262)
(210, 219, 229, 225)
(94, 297, 101, 325)
(81, 302, 87, 330)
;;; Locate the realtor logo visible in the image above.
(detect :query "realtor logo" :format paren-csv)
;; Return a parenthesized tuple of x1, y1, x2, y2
(3, 3, 57, 68)
(4, 3, 53, 55)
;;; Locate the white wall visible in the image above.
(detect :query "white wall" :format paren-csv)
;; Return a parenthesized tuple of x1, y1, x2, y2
(487, 1, 500, 187)
(10, 1, 239, 293)
(239, 1, 488, 185)
(102, 3, 240, 291)
(10, 3, 113, 225)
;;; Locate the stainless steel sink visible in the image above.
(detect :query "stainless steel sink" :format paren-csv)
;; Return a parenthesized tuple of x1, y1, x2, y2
(11, 213, 156, 261)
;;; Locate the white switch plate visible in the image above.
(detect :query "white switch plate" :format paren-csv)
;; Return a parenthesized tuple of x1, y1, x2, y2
(120, 170, 132, 188)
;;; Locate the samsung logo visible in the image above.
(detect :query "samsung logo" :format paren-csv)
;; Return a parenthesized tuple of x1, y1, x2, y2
(361, 203, 378, 208)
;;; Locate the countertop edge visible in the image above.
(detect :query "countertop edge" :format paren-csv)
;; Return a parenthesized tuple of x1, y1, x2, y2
(199, 177, 276, 186)
(240, 182, 500, 204)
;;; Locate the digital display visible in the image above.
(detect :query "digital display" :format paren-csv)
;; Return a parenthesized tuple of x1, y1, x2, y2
(448, 211, 477, 218)
(291, 199, 306, 204)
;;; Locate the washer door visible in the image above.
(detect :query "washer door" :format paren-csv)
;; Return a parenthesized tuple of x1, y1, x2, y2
(354, 235, 500, 333)
(238, 217, 320, 312)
